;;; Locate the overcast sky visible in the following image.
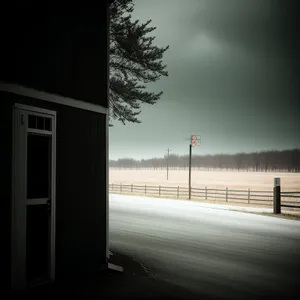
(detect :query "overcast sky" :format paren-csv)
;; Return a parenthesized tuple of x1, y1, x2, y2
(109, 0, 300, 160)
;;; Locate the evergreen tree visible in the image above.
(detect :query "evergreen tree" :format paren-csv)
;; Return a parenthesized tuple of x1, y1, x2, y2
(109, 0, 169, 125)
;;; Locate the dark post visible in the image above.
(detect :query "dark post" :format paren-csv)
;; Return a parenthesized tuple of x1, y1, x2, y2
(189, 144, 192, 200)
(273, 178, 281, 214)
(166, 148, 171, 180)
(167, 159, 169, 180)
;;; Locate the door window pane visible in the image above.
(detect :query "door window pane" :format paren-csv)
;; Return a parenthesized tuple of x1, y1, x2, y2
(28, 115, 52, 131)
(27, 134, 51, 199)
(36, 116, 44, 130)
(44, 118, 52, 131)
(28, 115, 37, 129)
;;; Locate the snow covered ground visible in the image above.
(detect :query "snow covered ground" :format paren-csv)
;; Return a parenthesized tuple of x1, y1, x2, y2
(109, 194, 300, 299)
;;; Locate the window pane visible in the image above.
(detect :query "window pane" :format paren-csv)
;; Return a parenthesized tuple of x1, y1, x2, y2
(27, 134, 51, 199)
(36, 116, 44, 130)
(44, 117, 52, 131)
(28, 115, 37, 129)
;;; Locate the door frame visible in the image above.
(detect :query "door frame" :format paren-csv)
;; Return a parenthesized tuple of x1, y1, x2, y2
(11, 103, 57, 290)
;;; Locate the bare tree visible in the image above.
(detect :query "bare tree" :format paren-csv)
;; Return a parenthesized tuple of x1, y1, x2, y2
(109, 149, 300, 172)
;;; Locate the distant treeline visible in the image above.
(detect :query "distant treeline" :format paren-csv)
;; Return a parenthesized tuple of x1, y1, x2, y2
(110, 149, 300, 172)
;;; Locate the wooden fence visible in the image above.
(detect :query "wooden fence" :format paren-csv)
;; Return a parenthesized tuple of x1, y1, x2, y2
(109, 183, 300, 207)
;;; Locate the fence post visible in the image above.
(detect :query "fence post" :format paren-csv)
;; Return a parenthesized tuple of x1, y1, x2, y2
(177, 186, 179, 198)
(145, 184, 147, 194)
(120, 183, 122, 193)
(226, 187, 228, 202)
(159, 185, 161, 196)
(273, 178, 281, 214)
(248, 189, 250, 204)
(205, 187, 207, 200)
(131, 184, 133, 193)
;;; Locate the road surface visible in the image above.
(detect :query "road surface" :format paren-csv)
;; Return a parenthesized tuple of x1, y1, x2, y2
(109, 194, 300, 299)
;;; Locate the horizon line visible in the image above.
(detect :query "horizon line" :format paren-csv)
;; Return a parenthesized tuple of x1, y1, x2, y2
(110, 147, 300, 161)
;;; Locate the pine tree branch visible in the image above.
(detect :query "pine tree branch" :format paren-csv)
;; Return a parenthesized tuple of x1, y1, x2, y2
(109, 0, 169, 126)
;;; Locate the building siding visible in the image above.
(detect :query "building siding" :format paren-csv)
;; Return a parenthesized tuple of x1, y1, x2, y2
(0, 6, 109, 108)
(0, 92, 107, 289)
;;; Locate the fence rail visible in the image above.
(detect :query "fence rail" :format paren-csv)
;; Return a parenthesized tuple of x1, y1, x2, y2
(109, 183, 300, 208)
(109, 183, 292, 205)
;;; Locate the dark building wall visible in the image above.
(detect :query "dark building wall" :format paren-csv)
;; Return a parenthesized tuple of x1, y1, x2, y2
(1, 92, 108, 288)
(1, 1, 110, 290)
(0, 97, 13, 292)
(0, 3, 109, 108)
(54, 101, 107, 279)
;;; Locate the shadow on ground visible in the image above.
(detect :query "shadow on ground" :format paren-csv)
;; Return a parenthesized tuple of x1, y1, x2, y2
(10, 252, 203, 300)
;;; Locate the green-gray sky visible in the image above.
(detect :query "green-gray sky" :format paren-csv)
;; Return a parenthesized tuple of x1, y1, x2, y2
(109, 0, 300, 160)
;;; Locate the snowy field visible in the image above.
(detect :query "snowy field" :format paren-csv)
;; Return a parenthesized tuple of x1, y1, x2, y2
(110, 169, 300, 191)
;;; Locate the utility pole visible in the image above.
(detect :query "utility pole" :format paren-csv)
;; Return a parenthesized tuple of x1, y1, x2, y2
(189, 143, 192, 199)
(188, 135, 200, 200)
(166, 148, 171, 180)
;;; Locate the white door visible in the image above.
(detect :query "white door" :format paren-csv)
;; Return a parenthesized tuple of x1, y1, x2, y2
(11, 104, 56, 290)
